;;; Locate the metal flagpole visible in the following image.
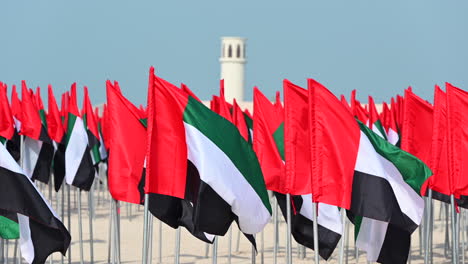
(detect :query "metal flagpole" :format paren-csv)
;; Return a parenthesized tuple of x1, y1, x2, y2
(451, 195, 458, 264)
(286, 194, 292, 264)
(424, 189, 432, 264)
(235, 229, 241, 252)
(312, 202, 320, 264)
(148, 217, 153, 263)
(142, 194, 150, 264)
(251, 234, 256, 264)
(456, 206, 461, 264)
(5, 239, 8, 264)
(88, 189, 94, 264)
(339, 209, 347, 264)
(460, 208, 466, 264)
(273, 198, 278, 264)
(113, 200, 121, 264)
(158, 220, 162, 264)
(49, 174, 54, 264)
(112, 200, 121, 264)
(13, 240, 17, 263)
(108, 198, 114, 264)
(78, 191, 84, 264)
(260, 230, 264, 264)
(67, 185, 71, 264)
(61, 184, 65, 264)
(212, 237, 218, 264)
(174, 228, 181, 264)
(0, 239, 3, 264)
(205, 244, 210, 258)
(346, 215, 350, 264)
(228, 227, 232, 264)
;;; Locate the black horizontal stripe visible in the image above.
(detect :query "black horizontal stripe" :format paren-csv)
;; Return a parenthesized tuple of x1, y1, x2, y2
(53, 143, 66, 192)
(376, 223, 410, 264)
(70, 149, 95, 191)
(0, 166, 70, 262)
(349, 170, 418, 233)
(274, 192, 341, 260)
(31, 142, 54, 184)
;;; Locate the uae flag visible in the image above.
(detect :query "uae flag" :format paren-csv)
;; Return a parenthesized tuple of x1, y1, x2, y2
(348, 121, 431, 264)
(368, 96, 387, 140)
(64, 83, 95, 191)
(0, 82, 14, 143)
(47, 85, 66, 192)
(21, 82, 54, 184)
(274, 192, 342, 260)
(0, 142, 70, 264)
(7, 85, 22, 162)
(146, 68, 272, 238)
(106, 80, 146, 205)
(82, 86, 101, 166)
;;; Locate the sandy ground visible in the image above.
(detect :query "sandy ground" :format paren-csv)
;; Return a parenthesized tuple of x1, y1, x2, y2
(1, 181, 466, 264)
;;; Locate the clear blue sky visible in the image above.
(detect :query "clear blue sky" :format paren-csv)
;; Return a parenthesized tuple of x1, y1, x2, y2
(1, 1, 467, 106)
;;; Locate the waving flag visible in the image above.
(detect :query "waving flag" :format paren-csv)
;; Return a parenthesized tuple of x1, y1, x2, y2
(146, 68, 271, 238)
(0, 142, 70, 264)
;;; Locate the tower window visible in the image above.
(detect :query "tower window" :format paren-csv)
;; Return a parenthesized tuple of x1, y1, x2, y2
(228, 45, 232, 58)
(237, 45, 241, 58)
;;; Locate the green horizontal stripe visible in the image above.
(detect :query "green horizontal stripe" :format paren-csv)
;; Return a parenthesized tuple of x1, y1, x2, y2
(0, 215, 19, 239)
(357, 121, 432, 195)
(183, 97, 271, 214)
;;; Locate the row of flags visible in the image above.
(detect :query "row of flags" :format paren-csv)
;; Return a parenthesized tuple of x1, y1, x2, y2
(0, 69, 466, 263)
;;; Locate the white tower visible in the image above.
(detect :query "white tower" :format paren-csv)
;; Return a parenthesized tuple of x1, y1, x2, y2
(220, 37, 246, 103)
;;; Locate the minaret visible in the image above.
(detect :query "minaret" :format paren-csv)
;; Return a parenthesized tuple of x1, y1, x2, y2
(220, 37, 246, 103)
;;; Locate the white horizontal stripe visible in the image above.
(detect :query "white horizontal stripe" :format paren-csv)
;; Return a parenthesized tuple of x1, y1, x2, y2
(65, 117, 89, 185)
(23, 137, 43, 179)
(0, 142, 23, 174)
(184, 123, 271, 234)
(387, 128, 399, 146)
(18, 213, 34, 264)
(356, 217, 388, 262)
(0, 144, 60, 220)
(300, 194, 342, 235)
(354, 130, 424, 226)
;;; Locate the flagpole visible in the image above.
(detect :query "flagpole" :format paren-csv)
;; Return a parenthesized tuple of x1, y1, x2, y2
(148, 216, 153, 263)
(158, 220, 162, 264)
(61, 183, 65, 264)
(67, 185, 72, 264)
(212, 237, 218, 264)
(251, 234, 256, 264)
(228, 227, 232, 264)
(260, 229, 264, 264)
(113, 200, 121, 264)
(174, 228, 181, 264)
(312, 202, 320, 264)
(424, 189, 432, 264)
(49, 173, 54, 264)
(5, 239, 8, 264)
(0, 239, 3, 264)
(142, 194, 150, 264)
(451, 195, 458, 264)
(339, 208, 347, 264)
(456, 205, 461, 264)
(286, 193, 292, 264)
(78, 190, 84, 264)
(273, 197, 278, 264)
(345, 214, 350, 264)
(108, 197, 114, 264)
(88, 189, 94, 264)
